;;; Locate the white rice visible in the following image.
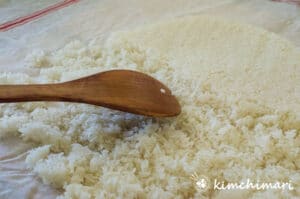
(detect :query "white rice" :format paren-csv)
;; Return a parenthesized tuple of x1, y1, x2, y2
(0, 17, 299, 199)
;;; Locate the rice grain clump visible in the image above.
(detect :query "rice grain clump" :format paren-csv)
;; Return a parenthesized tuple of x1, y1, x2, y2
(0, 16, 299, 198)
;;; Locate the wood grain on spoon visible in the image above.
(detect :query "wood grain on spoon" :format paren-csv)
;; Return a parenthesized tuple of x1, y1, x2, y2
(0, 70, 181, 117)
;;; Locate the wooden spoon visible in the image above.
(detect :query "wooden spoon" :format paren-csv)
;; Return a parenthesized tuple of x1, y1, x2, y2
(0, 70, 181, 117)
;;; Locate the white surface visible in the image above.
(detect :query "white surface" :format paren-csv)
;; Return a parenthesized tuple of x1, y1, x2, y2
(0, 0, 300, 199)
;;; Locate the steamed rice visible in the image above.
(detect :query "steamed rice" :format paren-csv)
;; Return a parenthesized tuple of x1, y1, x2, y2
(0, 16, 299, 198)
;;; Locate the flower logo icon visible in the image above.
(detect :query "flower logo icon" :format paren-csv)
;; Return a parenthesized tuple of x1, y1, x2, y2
(190, 172, 210, 193)
(196, 178, 208, 189)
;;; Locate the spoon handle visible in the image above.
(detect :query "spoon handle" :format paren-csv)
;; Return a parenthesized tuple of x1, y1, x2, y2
(0, 84, 64, 103)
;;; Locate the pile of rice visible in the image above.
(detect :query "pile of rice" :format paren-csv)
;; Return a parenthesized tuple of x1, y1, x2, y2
(0, 16, 299, 198)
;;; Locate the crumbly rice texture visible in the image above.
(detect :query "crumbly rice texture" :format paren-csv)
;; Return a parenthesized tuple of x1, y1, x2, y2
(0, 16, 299, 198)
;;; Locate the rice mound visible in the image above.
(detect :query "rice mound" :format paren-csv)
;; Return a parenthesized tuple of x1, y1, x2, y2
(0, 16, 299, 198)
